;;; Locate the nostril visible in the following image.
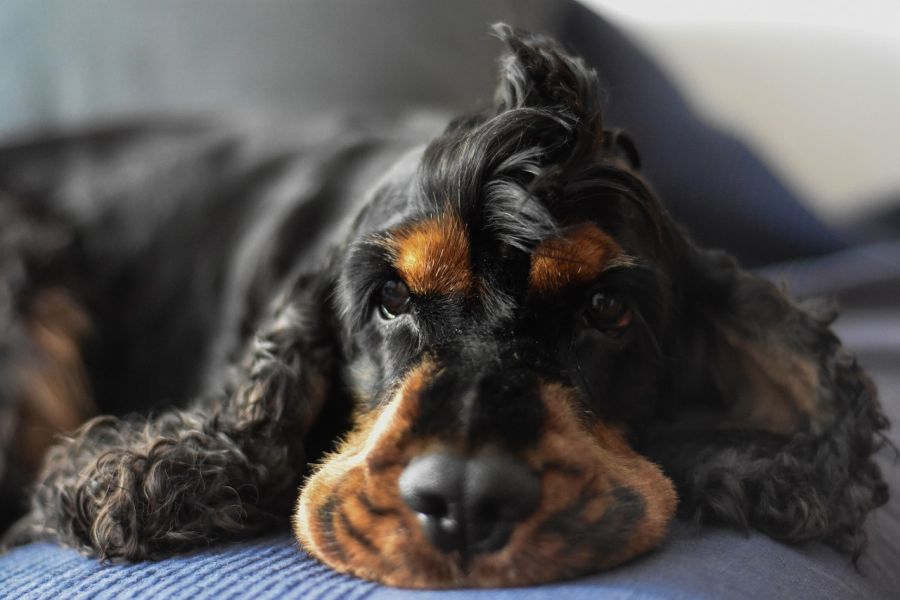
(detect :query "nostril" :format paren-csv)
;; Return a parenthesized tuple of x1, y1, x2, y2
(407, 492, 448, 519)
(399, 453, 467, 554)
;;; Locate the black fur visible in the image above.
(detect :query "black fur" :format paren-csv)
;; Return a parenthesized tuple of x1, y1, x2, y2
(0, 24, 889, 574)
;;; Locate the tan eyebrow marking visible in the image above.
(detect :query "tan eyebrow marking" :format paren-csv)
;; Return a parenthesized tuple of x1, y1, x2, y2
(528, 223, 626, 293)
(385, 212, 473, 296)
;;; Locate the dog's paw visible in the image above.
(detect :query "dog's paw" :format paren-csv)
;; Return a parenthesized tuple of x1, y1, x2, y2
(29, 415, 277, 560)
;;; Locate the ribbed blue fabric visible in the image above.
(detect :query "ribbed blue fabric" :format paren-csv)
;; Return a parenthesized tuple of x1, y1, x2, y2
(0, 536, 375, 600)
(3, 520, 895, 600)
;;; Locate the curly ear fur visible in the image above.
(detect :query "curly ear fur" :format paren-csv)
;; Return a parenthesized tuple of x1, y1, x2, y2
(5, 270, 345, 559)
(644, 246, 890, 556)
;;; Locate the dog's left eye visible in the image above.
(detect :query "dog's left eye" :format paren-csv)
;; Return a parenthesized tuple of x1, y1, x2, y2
(378, 279, 411, 320)
(586, 292, 632, 336)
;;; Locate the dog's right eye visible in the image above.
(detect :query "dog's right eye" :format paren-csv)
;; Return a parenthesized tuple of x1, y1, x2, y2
(586, 291, 632, 336)
(378, 279, 411, 320)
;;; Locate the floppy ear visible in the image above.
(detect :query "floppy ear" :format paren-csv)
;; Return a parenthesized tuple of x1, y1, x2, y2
(645, 243, 889, 555)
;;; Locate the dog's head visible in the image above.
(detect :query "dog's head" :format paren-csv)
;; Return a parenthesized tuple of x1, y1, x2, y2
(290, 26, 888, 588)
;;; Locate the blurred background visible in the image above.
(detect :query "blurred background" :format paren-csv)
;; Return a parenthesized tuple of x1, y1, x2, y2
(1, 0, 898, 231)
(586, 0, 900, 224)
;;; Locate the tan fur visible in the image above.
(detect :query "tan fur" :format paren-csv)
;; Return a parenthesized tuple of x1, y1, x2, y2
(528, 223, 626, 294)
(295, 361, 447, 586)
(511, 383, 677, 574)
(294, 363, 676, 588)
(18, 289, 94, 470)
(385, 213, 472, 296)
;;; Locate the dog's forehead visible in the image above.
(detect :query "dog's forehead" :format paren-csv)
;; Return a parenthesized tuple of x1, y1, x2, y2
(353, 142, 635, 305)
(382, 210, 626, 298)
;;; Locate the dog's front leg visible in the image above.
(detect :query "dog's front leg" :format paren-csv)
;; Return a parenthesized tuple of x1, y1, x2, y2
(7, 272, 341, 560)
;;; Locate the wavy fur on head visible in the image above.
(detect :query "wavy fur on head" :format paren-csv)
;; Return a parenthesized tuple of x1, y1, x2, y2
(0, 24, 889, 587)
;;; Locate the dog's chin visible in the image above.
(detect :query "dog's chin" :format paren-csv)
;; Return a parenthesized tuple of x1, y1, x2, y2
(295, 517, 633, 589)
(295, 510, 668, 589)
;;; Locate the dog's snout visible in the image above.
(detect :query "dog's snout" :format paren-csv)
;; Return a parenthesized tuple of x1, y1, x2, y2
(398, 452, 540, 555)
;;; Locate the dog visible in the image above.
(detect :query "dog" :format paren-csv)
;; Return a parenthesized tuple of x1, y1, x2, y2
(0, 25, 889, 588)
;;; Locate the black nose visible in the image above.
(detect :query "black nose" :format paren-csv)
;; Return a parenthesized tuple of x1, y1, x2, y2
(398, 452, 540, 555)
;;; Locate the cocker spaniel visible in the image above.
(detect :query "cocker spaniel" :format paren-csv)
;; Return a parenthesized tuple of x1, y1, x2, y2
(0, 25, 889, 588)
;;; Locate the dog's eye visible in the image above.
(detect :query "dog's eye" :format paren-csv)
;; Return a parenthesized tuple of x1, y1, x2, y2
(587, 292, 632, 336)
(378, 279, 411, 320)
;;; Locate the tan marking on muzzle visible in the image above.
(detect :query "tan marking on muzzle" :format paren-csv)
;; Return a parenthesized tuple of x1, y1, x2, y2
(294, 360, 444, 583)
(294, 365, 677, 588)
(496, 382, 677, 578)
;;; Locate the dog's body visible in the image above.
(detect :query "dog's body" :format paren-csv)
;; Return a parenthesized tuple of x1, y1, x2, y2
(0, 27, 889, 588)
(0, 112, 433, 543)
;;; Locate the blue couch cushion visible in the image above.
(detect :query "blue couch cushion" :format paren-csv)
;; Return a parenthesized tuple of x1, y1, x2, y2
(1, 520, 894, 600)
